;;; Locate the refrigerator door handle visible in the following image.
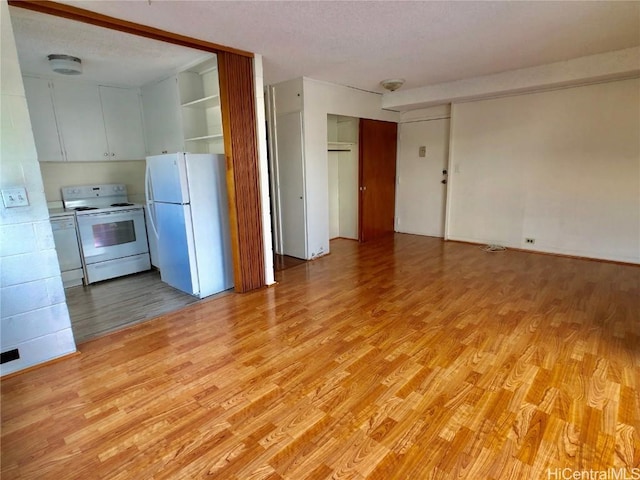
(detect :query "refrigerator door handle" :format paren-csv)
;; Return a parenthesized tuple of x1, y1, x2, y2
(145, 163, 160, 239)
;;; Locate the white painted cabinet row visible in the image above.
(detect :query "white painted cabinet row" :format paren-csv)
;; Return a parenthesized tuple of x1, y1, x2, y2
(23, 76, 146, 162)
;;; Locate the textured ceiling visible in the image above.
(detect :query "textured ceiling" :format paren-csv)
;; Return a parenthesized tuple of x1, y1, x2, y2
(9, 1, 640, 92)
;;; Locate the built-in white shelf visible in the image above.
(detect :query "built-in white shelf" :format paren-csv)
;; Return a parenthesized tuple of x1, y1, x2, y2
(184, 133, 224, 142)
(327, 141, 354, 151)
(181, 95, 220, 109)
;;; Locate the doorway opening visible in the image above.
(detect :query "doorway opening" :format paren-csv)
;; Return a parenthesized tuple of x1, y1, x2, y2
(327, 114, 359, 241)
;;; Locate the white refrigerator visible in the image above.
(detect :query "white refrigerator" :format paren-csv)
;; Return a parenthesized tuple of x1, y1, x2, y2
(145, 153, 233, 298)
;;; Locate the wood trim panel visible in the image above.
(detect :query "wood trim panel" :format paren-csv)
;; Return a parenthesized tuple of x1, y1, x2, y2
(218, 52, 265, 292)
(7, 0, 254, 58)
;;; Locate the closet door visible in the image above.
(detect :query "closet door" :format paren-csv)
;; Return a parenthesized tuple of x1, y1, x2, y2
(359, 119, 397, 242)
(276, 111, 307, 259)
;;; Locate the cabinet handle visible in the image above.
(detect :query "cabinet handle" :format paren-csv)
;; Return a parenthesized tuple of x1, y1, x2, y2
(104, 152, 108, 157)
(111, 153, 116, 157)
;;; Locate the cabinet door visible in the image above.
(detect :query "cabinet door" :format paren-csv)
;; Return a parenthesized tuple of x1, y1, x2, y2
(99, 86, 146, 160)
(141, 76, 183, 155)
(53, 81, 109, 161)
(22, 76, 65, 162)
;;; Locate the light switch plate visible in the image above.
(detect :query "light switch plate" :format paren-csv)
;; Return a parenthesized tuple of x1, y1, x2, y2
(419, 146, 426, 157)
(2, 187, 29, 207)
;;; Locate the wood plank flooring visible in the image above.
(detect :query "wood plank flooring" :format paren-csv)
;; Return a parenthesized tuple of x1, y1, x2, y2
(68, 256, 303, 344)
(65, 270, 202, 343)
(2, 234, 639, 479)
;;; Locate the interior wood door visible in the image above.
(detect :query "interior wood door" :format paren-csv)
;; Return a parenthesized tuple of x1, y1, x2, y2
(359, 119, 398, 242)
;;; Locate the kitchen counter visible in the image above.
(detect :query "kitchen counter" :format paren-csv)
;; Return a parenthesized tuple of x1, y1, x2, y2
(49, 207, 74, 218)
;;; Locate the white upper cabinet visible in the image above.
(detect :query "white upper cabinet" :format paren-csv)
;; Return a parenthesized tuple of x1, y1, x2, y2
(53, 81, 110, 161)
(141, 76, 183, 155)
(99, 86, 146, 160)
(22, 76, 65, 162)
(23, 76, 147, 162)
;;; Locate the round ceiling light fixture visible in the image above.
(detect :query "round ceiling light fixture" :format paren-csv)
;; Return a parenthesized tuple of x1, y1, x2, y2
(380, 78, 405, 92)
(47, 54, 82, 75)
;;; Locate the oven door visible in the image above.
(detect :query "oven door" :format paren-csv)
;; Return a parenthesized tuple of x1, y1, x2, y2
(76, 209, 149, 265)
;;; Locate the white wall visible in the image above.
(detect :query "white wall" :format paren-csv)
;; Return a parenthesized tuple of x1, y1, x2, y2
(301, 78, 398, 257)
(1, 1, 76, 376)
(447, 78, 640, 263)
(253, 54, 275, 285)
(328, 149, 358, 240)
(39, 160, 146, 204)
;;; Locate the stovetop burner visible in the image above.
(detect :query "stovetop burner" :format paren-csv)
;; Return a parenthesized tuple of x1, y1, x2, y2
(74, 206, 98, 211)
(111, 203, 134, 207)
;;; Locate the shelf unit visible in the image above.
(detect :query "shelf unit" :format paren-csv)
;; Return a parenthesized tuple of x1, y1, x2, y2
(327, 141, 354, 152)
(178, 57, 224, 154)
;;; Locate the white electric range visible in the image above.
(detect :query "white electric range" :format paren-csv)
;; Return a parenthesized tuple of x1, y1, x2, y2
(62, 184, 151, 284)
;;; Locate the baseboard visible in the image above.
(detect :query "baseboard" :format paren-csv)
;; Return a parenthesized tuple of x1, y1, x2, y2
(1, 351, 81, 379)
(445, 238, 640, 267)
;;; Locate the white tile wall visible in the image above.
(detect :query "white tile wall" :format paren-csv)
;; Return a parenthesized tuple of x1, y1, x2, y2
(0, 222, 38, 256)
(1, 304, 73, 345)
(1, 1, 76, 376)
(1, 250, 61, 286)
(1, 277, 65, 317)
(0, 329, 76, 376)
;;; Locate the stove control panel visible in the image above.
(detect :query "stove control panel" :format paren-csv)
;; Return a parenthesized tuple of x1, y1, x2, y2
(62, 184, 129, 210)
(62, 184, 127, 201)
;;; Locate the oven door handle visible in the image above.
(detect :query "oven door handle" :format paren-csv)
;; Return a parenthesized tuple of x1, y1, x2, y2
(145, 163, 159, 240)
(76, 209, 143, 222)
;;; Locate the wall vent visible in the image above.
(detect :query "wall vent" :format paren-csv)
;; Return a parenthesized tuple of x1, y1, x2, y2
(1, 348, 20, 364)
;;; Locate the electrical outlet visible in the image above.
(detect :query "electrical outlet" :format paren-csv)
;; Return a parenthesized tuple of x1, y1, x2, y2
(525, 238, 535, 244)
(2, 187, 29, 208)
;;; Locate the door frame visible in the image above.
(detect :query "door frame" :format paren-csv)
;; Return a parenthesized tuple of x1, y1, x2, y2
(10, 0, 265, 292)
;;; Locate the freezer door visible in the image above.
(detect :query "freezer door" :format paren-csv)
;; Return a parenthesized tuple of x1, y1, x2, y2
(155, 202, 199, 296)
(146, 153, 190, 204)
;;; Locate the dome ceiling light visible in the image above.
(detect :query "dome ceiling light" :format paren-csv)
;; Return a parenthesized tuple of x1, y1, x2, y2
(48, 54, 82, 75)
(380, 79, 405, 92)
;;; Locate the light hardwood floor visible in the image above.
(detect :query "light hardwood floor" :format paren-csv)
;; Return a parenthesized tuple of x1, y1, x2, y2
(2, 234, 639, 479)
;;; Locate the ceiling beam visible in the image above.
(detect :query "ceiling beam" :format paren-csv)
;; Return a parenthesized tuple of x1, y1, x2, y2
(383, 47, 640, 111)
